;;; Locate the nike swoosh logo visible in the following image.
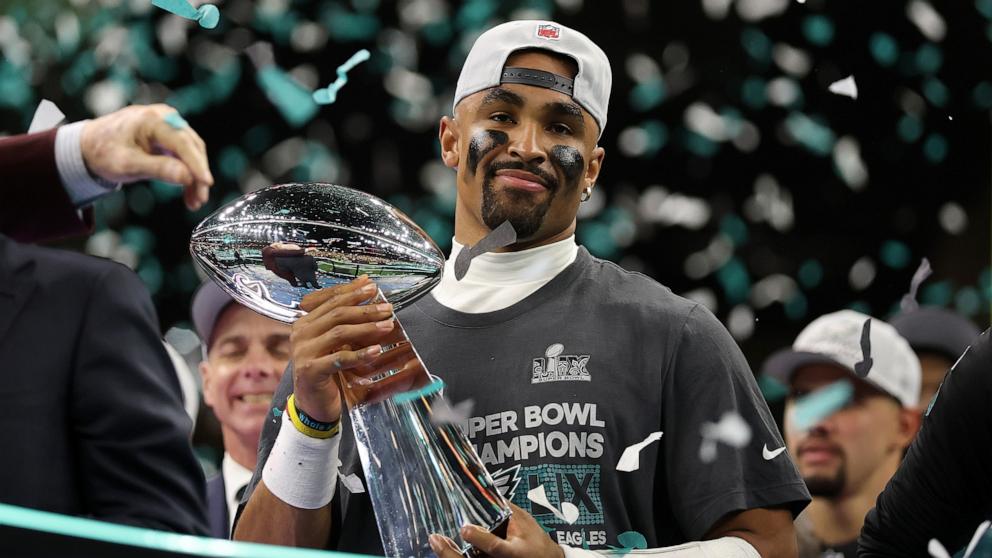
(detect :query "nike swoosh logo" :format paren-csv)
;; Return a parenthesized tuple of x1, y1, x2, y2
(763, 444, 786, 460)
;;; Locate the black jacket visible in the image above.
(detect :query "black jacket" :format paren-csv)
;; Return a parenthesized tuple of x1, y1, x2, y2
(0, 235, 208, 534)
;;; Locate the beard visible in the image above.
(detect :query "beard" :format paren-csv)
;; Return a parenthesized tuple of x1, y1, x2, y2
(480, 161, 560, 239)
(803, 462, 847, 498)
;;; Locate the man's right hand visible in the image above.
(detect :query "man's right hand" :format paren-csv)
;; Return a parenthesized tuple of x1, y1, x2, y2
(290, 276, 397, 423)
(80, 104, 214, 210)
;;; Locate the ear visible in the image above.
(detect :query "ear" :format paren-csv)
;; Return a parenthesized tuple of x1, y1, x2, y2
(584, 146, 606, 192)
(896, 406, 923, 449)
(199, 360, 215, 408)
(439, 116, 460, 170)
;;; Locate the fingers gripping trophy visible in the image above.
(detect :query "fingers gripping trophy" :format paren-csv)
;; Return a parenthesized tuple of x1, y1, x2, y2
(190, 183, 511, 557)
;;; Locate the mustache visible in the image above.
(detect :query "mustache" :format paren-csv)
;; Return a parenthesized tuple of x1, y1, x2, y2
(485, 160, 559, 192)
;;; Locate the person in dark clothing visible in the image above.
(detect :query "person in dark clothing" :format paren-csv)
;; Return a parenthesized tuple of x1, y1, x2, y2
(859, 329, 992, 557)
(261, 242, 305, 287)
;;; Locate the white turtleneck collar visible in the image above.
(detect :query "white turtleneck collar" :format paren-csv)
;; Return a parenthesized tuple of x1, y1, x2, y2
(430, 235, 579, 313)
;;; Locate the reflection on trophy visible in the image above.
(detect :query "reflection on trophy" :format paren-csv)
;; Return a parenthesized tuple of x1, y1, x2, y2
(190, 182, 511, 557)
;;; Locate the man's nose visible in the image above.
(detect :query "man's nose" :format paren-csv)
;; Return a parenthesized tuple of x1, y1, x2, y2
(507, 121, 546, 165)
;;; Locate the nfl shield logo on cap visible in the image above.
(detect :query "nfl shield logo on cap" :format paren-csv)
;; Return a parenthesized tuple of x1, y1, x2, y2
(536, 23, 560, 40)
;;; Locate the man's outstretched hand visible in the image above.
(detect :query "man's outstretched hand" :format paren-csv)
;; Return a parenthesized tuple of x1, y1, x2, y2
(80, 104, 214, 210)
(429, 504, 564, 558)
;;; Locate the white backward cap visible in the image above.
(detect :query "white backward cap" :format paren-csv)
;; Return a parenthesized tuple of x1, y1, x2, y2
(453, 20, 612, 139)
(785, 310, 922, 407)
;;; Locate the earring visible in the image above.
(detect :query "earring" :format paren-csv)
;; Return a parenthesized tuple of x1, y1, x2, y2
(580, 186, 593, 202)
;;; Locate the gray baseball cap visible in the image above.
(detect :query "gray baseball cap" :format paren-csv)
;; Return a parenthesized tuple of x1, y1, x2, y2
(453, 20, 612, 138)
(763, 310, 922, 407)
(191, 281, 236, 353)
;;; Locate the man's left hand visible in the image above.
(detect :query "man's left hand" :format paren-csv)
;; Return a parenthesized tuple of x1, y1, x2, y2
(429, 504, 564, 558)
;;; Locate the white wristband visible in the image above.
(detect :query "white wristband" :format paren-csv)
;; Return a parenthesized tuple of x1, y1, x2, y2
(262, 410, 340, 509)
(561, 536, 760, 557)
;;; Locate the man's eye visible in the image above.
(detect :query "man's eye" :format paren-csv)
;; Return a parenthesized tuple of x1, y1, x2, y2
(490, 113, 513, 123)
(549, 123, 573, 135)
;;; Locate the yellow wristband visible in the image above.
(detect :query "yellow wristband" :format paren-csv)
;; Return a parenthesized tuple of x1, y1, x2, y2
(286, 394, 341, 439)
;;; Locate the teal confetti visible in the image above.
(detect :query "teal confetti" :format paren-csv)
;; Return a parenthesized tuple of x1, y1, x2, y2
(869, 33, 899, 67)
(138, 258, 164, 296)
(629, 79, 665, 112)
(683, 131, 719, 157)
(897, 115, 923, 142)
(320, 4, 381, 41)
(923, 134, 948, 163)
(803, 16, 835, 47)
(785, 112, 836, 156)
(256, 65, 319, 127)
(784, 292, 808, 321)
(880, 240, 911, 269)
(973, 82, 992, 109)
(741, 77, 767, 109)
(922, 280, 953, 306)
(847, 300, 872, 315)
(792, 379, 854, 431)
(720, 215, 749, 247)
(607, 531, 648, 556)
(218, 146, 248, 180)
(741, 28, 772, 64)
(313, 49, 371, 105)
(955, 287, 982, 317)
(979, 0, 992, 18)
(617, 531, 647, 550)
(152, 0, 220, 29)
(163, 111, 189, 130)
(578, 221, 618, 260)
(272, 407, 283, 417)
(923, 78, 950, 107)
(798, 259, 824, 289)
(392, 378, 445, 405)
(915, 44, 943, 75)
(717, 257, 750, 305)
(121, 227, 156, 256)
(759, 375, 789, 403)
(150, 181, 182, 202)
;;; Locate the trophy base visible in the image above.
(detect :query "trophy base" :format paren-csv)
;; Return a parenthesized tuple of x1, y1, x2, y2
(464, 515, 511, 558)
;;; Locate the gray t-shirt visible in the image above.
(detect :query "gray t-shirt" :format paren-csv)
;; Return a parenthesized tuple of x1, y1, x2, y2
(237, 247, 809, 554)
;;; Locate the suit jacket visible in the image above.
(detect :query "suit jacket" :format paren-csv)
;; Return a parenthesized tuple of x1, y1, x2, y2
(0, 234, 208, 534)
(205, 473, 229, 539)
(0, 128, 92, 243)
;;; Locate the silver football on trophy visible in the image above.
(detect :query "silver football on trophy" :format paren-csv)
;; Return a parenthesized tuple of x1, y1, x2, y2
(189, 182, 445, 322)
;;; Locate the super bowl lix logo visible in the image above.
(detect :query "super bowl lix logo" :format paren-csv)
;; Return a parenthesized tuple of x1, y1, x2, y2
(532, 343, 590, 383)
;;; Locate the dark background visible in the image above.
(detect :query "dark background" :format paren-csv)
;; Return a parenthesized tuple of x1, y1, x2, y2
(2, 0, 989, 374)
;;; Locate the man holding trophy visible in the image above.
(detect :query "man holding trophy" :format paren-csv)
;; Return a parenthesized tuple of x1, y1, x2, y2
(232, 20, 810, 557)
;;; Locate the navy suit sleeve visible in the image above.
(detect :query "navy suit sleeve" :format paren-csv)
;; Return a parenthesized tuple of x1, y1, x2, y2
(0, 129, 92, 242)
(70, 262, 208, 534)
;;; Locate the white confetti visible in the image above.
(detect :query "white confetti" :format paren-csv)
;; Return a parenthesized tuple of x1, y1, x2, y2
(527, 484, 578, 524)
(928, 539, 951, 558)
(561, 502, 580, 524)
(28, 99, 66, 133)
(828, 75, 858, 100)
(340, 473, 365, 494)
(964, 520, 991, 557)
(907, 1, 946, 42)
(616, 431, 663, 472)
(430, 396, 475, 427)
(699, 412, 753, 462)
(833, 136, 869, 191)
